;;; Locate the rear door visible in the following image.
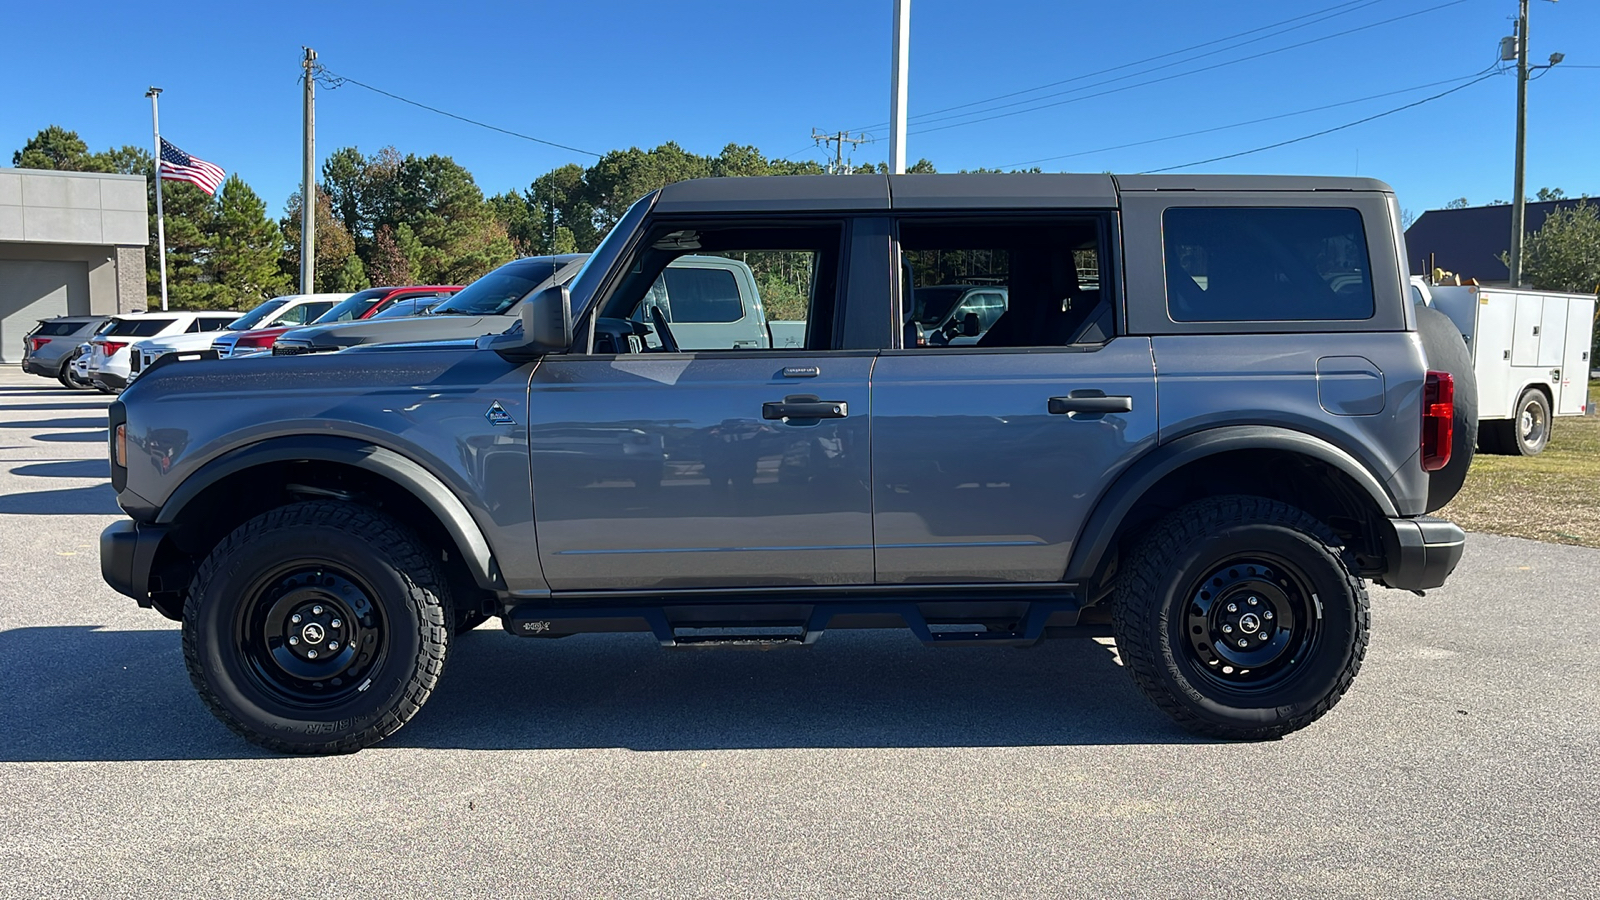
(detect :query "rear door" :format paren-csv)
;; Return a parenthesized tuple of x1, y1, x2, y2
(870, 213, 1159, 583)
(527, 217, 875, 591)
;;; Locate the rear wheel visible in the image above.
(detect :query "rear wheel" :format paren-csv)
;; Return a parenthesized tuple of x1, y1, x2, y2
(183, 501, 451, 754)
(58, 354, 94, 390)
(1113, 496, 1368, 740)
(1510, 388, 1552, 455)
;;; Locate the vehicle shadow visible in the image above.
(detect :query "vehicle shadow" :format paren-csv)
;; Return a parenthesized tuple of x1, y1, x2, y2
(32, 430, 107, 443)
(10, 460, 110, 479)
(0, 626, 1197, 762)
(0, 402, 114, 412)
(0, 417, 108, 430)
(0, 484, 121, 514)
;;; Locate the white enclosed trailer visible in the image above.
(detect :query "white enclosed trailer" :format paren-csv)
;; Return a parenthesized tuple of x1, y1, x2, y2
(1412, 279, 1595, 455)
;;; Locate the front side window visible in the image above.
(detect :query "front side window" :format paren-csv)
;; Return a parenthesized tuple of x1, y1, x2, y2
(1162, 207, 1375, 322)
(899, 218, 1109, 348)
(596, 223, 840, 353)
(227, 299, 288, 331)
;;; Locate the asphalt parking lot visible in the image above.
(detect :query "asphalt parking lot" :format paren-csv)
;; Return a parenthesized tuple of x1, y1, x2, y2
(0, 365, 1597, 899)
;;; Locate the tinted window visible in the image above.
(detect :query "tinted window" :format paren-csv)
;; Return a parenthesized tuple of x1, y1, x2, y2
(277, 302, 336, 325)
(434, 260, 561, 316)
(196, 317, 236, 332)
(658, 268, 743, 323)
(315, 289, 390, 324)
(372, 298, 443, 319)
(34, 321, 92, 336)
(108, 318, 177, 337)
(1163, 207, 1374, 322)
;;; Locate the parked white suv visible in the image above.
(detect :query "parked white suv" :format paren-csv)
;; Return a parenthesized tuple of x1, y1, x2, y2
(89, 311, 240, 392)
(131, 294, 350, 380)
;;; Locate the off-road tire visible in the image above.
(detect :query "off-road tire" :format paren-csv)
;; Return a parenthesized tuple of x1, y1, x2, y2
(183, 500, 451, 754)
(1112, 495, 1369, 741)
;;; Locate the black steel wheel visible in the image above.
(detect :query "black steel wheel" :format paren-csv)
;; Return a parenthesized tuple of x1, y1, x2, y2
(184, 501, 451, 754)
(1113, 495, 1368, 740)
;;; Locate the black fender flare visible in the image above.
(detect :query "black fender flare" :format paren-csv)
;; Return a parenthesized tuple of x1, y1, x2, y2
(1063, 425, 1400, 584)
(155, 435, 504, 590)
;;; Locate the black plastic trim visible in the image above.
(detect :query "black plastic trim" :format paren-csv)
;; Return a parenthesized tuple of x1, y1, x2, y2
(1376, 516, 1466, 591)
(153, 435, 505, 590)
(1064, 425, 1401, 583)
(99, 519, 169, 605)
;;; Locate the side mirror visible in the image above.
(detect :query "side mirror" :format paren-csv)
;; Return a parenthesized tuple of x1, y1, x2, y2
(522, 285, 573, 353)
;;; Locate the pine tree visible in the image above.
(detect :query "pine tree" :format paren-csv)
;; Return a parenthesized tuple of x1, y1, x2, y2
(209, 175, 291, 306)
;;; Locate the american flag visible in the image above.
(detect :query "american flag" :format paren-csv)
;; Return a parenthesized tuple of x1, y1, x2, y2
(158, 138, 226, 195)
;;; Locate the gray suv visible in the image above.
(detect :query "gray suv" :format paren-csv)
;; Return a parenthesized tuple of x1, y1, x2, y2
(21, 315, 107, 388)
(101, 174, 1471, 753)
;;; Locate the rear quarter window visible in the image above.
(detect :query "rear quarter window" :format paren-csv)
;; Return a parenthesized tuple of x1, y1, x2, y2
(1163, 207, 1374, 322)
(34, 321, 90, 336)
(109, 318, 177, 337)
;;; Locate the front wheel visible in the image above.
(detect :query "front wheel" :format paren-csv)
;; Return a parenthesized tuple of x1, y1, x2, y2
(1112, 496, 1369, 740)
(183, 501, 452, 754)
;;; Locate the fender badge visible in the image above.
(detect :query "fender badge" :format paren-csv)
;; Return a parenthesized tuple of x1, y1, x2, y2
(485, 401, 516, 426)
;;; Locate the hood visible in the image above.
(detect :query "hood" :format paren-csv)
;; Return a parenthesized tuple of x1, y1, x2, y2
(275, 313, 517, 351)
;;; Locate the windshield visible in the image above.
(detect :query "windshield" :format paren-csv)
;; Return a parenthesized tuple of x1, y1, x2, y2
(227, 299, 288, 331)
(313, 289, 391, 325)
(912, 286, 972, 326)
(432, 261, 562, 316)
(371, 298, 444, 319)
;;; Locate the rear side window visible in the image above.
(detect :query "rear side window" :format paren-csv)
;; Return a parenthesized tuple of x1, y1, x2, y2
(108, 318, 176, 337)
(1163, 207, 1374, 322)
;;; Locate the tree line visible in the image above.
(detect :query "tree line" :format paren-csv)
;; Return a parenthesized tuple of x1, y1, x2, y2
(11, 125, 934, 310)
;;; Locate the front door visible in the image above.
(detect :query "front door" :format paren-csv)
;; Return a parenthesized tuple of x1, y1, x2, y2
(528, 219, 874, 591)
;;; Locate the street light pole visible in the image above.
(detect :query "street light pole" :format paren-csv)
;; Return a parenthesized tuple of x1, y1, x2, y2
(301, 47, 317, 294)
(1508, 0, 1530, 288)
(145, 87, 168, 312)
(889, 0, 910, 175)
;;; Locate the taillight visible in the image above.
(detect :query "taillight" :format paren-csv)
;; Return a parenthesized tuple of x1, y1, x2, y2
(29, 337, 52, 352)
(102, 341, 129, 356)
(1421, 370, 1454, 472)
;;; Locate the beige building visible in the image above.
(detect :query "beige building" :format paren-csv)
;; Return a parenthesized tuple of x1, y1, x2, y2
(1, 167, 148, 363)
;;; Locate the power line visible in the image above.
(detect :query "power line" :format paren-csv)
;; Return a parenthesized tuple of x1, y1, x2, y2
(991, 67, 1498, 170)
(900, 0, 1475, 138)
(312, 66, 603, 158)
(1140, 71, 1500, 174)
(845, 0, 1384, 134)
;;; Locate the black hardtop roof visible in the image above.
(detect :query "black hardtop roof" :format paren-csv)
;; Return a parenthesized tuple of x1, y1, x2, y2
(651, 173, 1393, 214)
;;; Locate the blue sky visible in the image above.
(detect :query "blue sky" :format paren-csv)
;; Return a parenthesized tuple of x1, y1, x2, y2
(2, 0, 1595, 218)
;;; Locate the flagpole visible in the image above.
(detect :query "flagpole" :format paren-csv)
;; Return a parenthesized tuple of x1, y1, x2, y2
(145, 87, 169, 311)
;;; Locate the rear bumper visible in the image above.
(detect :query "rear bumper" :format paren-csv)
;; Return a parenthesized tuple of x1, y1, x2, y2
(1377, 516, 1466, 591)
(21, 356, 58, 377)
(100, 520, 170, 606)
(92, 371, 127, 391)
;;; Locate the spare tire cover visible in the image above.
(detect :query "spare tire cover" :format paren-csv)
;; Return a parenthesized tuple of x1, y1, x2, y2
(1415, 303, 1477, 511)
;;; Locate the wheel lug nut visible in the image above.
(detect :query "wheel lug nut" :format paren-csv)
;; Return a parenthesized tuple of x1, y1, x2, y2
(1248, 597, 1259, 606)
(289, 636, 299, 646)
(330, 619, 341, 628)
(1264, 610, 1274, 620)
(312, 605, 324, 615)
(1221, 624, 1234, 633)
(291, 614, 302, 624)
(1226, 603, 1238, 613)
(307, 649, 318, 659)
(328, 641, 339, 651)
(1237, 639, 1249, 648)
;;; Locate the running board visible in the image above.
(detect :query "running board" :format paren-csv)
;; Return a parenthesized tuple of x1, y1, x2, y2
(503, 598, 1083, 648)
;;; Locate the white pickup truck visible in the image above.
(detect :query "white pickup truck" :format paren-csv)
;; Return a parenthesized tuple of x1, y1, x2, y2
(1412, 277, 1595, 454)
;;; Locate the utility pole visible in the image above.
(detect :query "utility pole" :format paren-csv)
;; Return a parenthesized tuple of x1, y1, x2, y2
(301, 47, 317, 294)
(889, 0, 910, 174)
(1508, 0, 1530, 288)
(144, 87, 168, 311)
(812, 129, 871, 175)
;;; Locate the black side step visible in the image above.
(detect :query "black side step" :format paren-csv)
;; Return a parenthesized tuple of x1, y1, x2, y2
(503, 599, 1083, 648)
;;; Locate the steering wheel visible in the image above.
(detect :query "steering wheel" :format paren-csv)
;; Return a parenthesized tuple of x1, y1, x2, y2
(648, 306, 680, 353)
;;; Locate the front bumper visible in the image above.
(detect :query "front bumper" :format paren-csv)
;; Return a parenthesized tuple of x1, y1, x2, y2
(100, 520, 171, 609)
(1377, 516, 1466, 591)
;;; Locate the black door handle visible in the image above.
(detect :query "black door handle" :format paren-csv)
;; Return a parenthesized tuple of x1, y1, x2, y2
(763, 394, 848, 421)
(1048, 393, 1134, 415)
